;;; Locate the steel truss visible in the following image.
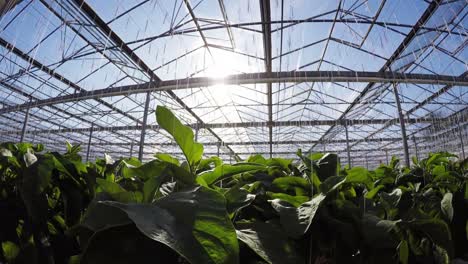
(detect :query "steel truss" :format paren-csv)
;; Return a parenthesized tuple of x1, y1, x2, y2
(0, 0, 466, 166)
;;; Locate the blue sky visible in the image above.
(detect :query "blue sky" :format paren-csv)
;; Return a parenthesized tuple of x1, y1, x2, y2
(0, 0, 466, 161)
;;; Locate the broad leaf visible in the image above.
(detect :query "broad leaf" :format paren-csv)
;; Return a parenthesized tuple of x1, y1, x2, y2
(23, 148, 37, 167)
(441, 192, 454, 221)
(154, 153, 180, 166)
(0, 148, 12, 157)
(315, 153, 339, 180)
(224, 184, 256, 216)
(266, 192, 309, 207)
(345, 166, 373, 189)
(361, 214, 399, 248)
(198, 156, 223, 172)
(365, 185, 385, 199)
(269, 193, 326, 237)
(81, 224, 181, 264)
(96, 178, 141, 203)
(405, 219, 453, 258)
(1, 241, 20, 262)
(156, 106, 203, 172)
(398, 240, 409, 264)
(236, 221, 304, 264)
(197, 163, 266, 186)
(104, 186, 239, 264)
(271, 176, 310, 194)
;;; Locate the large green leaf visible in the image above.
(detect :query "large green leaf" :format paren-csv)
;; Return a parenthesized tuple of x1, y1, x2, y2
(23, 148, 37, 167)
(398, 240, 409, 264)
(345, 166, 373, 189)
(154, 153, 180, 166)
(224, 184, 256, 216)
(440, 192, 453, 221)
(315, 153, 339, 180)
(198, 156, 223, 172)
(269, 193, 326, 237)
(266, 192, 309, 207)
(81, 224, 180, 264)
(404, 218, 453, 258)
(96, 178, 141, 203)
(236, 221, 304, 264)
(361, 214, 399, 248)
(156, 106, 203, 172)
(365, 185, 385, 199)
(271, 176, 310, 195)
(2, 241, 20, 262)
(197, 163, 266, 186)
(104, 186, 239, 264)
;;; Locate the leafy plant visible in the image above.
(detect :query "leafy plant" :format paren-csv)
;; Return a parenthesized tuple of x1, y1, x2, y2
(1, 106, 467, 264)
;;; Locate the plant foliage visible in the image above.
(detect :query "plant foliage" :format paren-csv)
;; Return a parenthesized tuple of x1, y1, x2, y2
(1, 106, 467, 263)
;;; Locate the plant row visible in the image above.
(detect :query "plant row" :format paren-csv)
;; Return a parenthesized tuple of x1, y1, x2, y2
(1, 106, 467, 264)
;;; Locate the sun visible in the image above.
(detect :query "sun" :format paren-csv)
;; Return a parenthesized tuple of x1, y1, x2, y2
(202, 49, 251, 78)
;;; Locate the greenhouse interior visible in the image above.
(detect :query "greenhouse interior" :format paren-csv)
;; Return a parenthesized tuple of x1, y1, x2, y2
(0, 0, 467, 263)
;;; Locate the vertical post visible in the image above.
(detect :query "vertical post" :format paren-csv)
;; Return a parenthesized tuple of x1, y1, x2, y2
(139, 91, 151, 161)
(20, 104, 31, 143)
(344, 123, 351, 167)
(86, 123, 94, 162)
(365, 153, 369, 170)
(217, 142, 222, 187)
(129, 142, 134, 157)
(392, 83, 410, 167)
(412, 136, 419, 162)
(457, 118, 465, 160)
(385, 149, 389, 165)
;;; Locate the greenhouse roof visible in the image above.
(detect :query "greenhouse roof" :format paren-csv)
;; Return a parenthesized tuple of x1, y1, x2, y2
(0, 0, 466, 167)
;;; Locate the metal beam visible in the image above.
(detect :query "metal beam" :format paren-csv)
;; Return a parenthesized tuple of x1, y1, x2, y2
(412, 136, 419, 162)
(309, 0, 443, 151)
(259, 0, 273, 158)
(72, 0, 239, 160)
(0, 117, 443, 136)
(344, 123, 351, 167)
(457, 117, 466, 160)
(86, 123, 93, 162)
(0, 36, 142, 126)
(348, 72, 467, 149)
(19, 102, 30, 143)
(37, 137, 405, 147)
(0, 0, 21, 16)
(0, 71, 465, 116)
(393, 83, 410, 167)
(138, 91, 151, 160)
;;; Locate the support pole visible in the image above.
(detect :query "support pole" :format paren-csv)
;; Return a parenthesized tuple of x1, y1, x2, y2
(138, 91, 151, 160)
(344, 123, 351, 167)
(457, 119, 465, 160)
(86, 123, 94, 162)
(130, 142, 134, 157)
(195, 124, 199, 141)
(412, 136, 419, 162)
(385, 149, 389, 165)
(217, 142, 222, 187)
(392, 83, 410, 167)
(365, 153, 369, 170)
(20, 103, 31, 143)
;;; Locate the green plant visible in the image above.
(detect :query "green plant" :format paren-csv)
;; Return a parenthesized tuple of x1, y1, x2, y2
(0, 142, 93, 263)
(1, 106, 467, 264)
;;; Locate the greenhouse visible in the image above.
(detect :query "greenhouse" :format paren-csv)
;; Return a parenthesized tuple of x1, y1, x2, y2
(0, 0, 467, 263)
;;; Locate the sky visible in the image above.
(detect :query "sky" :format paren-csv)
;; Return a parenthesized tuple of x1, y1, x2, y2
(0, 0, 466, 162)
